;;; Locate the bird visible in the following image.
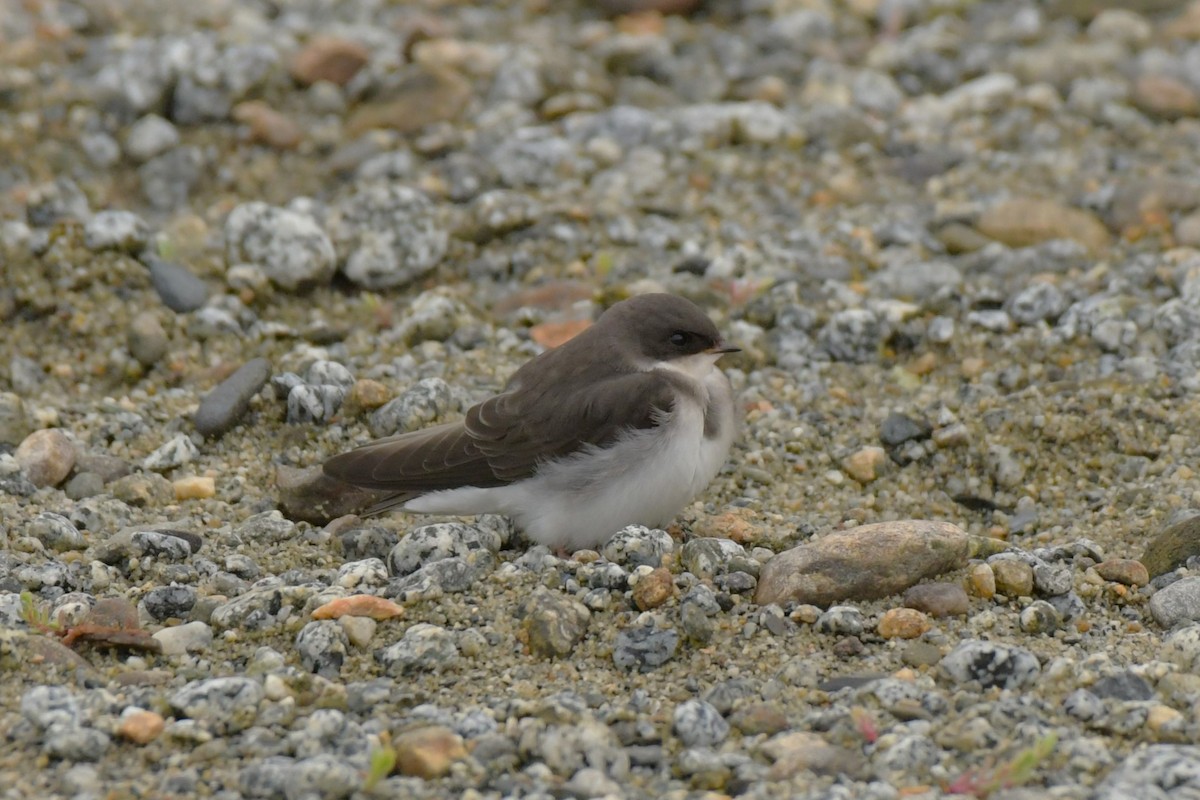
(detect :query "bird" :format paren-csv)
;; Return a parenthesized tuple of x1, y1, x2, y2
(322, 292, 740, 552)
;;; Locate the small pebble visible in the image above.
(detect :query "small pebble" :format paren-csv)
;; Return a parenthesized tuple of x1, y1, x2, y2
(343, 378, 391, 415)
(603, 525, 676, 568)
(232, 101, 303, 149)
(117, 710, 165, 745)
(394, 726, 467, 779)
(632, 566, 675, 610)
(1095, 558, 1149, 587)
(689, 508, 762, 544)
(143, 433, 200, 471)
(901, 641, 944, 668)
(16, 428, 76, 487)
(286, 383, 345, 424)
(124, 114, 180, 162)
(173, 475, 216, 500)
(289, 36, 370, 86)
(296, 620, 349, 678)
(1033, 563, 1073, 596)
(377, 623, 459, 674)
(84, 210, 149, 252)
(225, 202, 337, 291)
(673, 699, 729, 747)
(842, 446, 887, 483)
(110, 472, 175, 506)
(729, 703, 789, 736)
(879, 413, 931, 448)
(142, 584, 197, 620)
(339, 615, 377, 648)
(903, 583, 970, 617)
(790, 605, 821, 624)
(1019, 600, 1062, 634)
(127, 311, 169, 367)
(1145, 705, 1185, 740)
(28, 512, 85, 552)
(877, 608, 932, 639)
(0, 392, 32, 445)
(967, 564, 996, 599)
(990, 559, 1034, 598)
(755, 520, 976, 606)
(168, 677, 264, 735)
(146, 257, 209, 312)
(153, 621, 213, 655)
(520, 590, 590, 658)
(816, 606, 865, 636)
(680, 537, 747, 579)
(614, 622, 679, 671)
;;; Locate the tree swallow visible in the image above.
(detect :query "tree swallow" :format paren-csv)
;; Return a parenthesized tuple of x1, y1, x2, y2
(323, 293, 740, 552)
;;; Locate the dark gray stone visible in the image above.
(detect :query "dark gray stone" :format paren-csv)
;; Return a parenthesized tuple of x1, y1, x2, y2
(194, 358, 271, 437)
(1091, 672, 1155, 702)
(63, 472, 105, 501)
(146, 257, 209, 312)
(614, 623, 679, 671)
(880, 413, 932, 447)
(142, 584, 198, 621)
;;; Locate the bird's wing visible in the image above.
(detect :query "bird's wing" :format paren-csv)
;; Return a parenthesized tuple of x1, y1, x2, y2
(322, 370, 682, 492)
(466, 369, 682, 481)
(322, 420, 503, 491)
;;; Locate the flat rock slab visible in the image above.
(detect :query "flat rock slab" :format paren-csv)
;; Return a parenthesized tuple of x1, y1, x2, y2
(755, 520, 999, 606)
(1141, 514, 1200, 579)
(275, 465, 386, 524)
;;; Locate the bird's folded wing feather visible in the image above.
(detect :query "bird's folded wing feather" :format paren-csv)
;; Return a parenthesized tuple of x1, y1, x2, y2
(322, 370, 680, 492)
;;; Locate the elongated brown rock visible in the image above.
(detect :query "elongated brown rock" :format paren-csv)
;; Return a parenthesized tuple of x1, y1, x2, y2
(276, 465, 386, 524)
(976, 197, 1110, 255)
(1141, 514, 1200, 578)
(346, 67, 470, 136)
(755, 520, 1000, 606)
(193, 358, 271, 438)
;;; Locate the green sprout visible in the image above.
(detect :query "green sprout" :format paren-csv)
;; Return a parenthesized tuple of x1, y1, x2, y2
(19, 591, 59, 633)
(945, 733, 1058, 797)
(363, 733, 395, 791)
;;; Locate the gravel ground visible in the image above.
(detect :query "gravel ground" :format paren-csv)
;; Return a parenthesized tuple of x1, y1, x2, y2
(4, 0, 1200, 798)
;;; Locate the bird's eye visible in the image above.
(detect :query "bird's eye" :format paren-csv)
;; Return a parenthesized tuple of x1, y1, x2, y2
(669, 331, 689, 347)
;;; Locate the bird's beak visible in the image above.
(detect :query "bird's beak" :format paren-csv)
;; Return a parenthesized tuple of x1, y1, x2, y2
(708, 340, 740, 355)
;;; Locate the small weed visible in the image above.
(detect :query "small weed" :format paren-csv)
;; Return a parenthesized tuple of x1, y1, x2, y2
(156, 236, 176, 261)
(363, 732, 395, 791)
(19, 591, 59, 634)
(945, 733, 1058, 798)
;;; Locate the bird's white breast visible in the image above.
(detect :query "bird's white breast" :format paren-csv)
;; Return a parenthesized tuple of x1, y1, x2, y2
(405, 359, 737, 551)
